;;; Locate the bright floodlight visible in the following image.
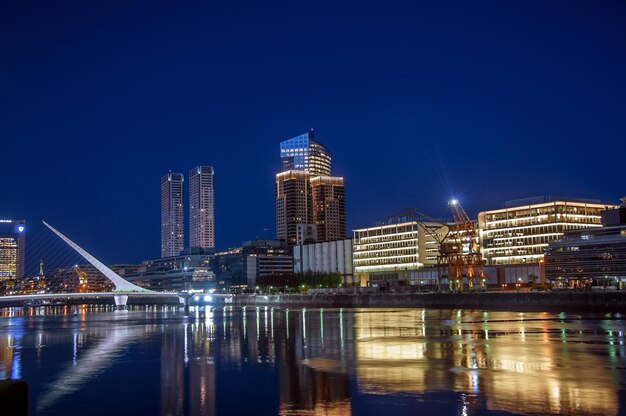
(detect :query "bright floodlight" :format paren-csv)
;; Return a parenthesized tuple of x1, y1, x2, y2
(204, 295, 212, 302)
(450, 199, 458, 205)
(194, 295, 200, 301)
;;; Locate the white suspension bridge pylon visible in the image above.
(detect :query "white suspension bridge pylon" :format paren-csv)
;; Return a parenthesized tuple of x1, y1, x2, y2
(0, 221, 186, 308)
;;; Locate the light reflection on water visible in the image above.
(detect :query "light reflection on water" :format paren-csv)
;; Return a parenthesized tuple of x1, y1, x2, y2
(0, 306, 624, 415)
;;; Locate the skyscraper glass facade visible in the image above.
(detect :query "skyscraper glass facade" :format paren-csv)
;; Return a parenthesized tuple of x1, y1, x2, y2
(279, 130, 331, 177)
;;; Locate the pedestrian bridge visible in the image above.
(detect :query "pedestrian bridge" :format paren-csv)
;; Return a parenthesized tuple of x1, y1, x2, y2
(0, 221, 231, 308)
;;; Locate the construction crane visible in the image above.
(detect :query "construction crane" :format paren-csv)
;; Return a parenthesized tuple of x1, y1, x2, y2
(37, 258, 46, 291)
(74, 265, 89, 293)
(446, 199, 484, 291)
(387, 200, 484, 292)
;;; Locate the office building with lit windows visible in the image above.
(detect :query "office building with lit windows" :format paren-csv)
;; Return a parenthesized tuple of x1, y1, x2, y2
(276, 170, 312, 246)
(478, 196, 618, 265)
(276, 131, 346, 246)
(310, 176, 346, 242)
(215, 240, 292, 289)
(352, 220, 448, 287)
(126, 254, 216, 292)
(161, 172, 185, 258)
(279, 130, 331, 177)
(545, 201, 626, 288)
(189, 166, 215, 251)
(0, 219, 25, 281)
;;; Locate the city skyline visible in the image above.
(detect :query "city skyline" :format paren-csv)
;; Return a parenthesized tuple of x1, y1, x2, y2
(1, 2, 625, 265)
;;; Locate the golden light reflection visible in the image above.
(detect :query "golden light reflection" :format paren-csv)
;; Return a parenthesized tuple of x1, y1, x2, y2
(354, 309, 621, 415)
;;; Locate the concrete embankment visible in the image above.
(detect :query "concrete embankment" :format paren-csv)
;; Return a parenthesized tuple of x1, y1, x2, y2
(233, 291, 626, 312)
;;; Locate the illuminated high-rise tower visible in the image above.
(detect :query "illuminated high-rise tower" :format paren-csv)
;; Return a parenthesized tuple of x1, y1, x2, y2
(189, 166, 215, 251)
(161, 172, 184, 258)
(0, 219, 25, 280)
(310, 176, 345, 242)
(276, 131, 346, 245)
(276, 170, 312, 246)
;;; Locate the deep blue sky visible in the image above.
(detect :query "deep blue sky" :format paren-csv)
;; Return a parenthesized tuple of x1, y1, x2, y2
(1, 1, 625, 266)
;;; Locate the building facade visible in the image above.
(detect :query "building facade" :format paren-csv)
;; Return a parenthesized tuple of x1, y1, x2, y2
(46, 264, 115, 293)
(279, 130, 331, 177)
(310, 176, 346, 242)
(161, 172, 185, 258)
(478, 197, 617, 265)
(276, 171, 312, 246)
(189, 166, 215, 251)
(0, 219, 25, 281)
(215, 240, 293, 289)
(126, 254, 216, 292)
(293, 239, 354, 284)
(352, 220, 448, 286)
(276, 132, 346, 246)
(545, 203, 626, 288)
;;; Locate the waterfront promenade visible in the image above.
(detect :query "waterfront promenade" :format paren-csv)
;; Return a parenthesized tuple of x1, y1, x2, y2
(234, 290, 626, 312)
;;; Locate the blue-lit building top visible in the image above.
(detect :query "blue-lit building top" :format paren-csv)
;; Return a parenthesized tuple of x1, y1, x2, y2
(280, 130, 332, 177)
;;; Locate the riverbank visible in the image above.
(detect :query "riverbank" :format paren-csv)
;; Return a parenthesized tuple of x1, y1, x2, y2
(232, 290, 626, 312)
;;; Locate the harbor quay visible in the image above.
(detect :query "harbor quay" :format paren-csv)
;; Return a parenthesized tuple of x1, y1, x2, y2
(232, 290, 626, 313)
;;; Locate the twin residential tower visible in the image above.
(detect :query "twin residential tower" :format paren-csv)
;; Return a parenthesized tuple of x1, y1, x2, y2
(161, 166, 215, 258)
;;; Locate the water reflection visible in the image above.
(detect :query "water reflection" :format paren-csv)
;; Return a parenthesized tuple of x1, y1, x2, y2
(0, 306, 624, 415)
(353, 309, 623, 415)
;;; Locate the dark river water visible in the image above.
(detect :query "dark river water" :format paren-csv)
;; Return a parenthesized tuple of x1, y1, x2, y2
(1, 306, 625, 415)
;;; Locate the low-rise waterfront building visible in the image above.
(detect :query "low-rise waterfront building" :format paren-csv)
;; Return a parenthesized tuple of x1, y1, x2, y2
(352, 220, 448, 287)
(545, 201, 626, 288)
(46, 264, 114, 293)
(215, 240, 293, 290)
(478, 196, 617, 265)
(293, 239, 354, 284)
(125, 253, 216, 292)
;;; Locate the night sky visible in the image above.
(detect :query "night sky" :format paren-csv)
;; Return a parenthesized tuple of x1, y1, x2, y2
(1, 1, 625, 266)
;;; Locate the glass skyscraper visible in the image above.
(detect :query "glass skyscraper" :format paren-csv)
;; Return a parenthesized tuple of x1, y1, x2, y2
(279, 130, 331, 177)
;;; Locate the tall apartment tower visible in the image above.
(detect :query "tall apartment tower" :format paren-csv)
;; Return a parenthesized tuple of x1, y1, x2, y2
(310, 176, 346, 242)
(189, 166, 215, 251)
(276, 131, 346, 245)
(276, 170, 312, 246)
(161, 172, 184, 258)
